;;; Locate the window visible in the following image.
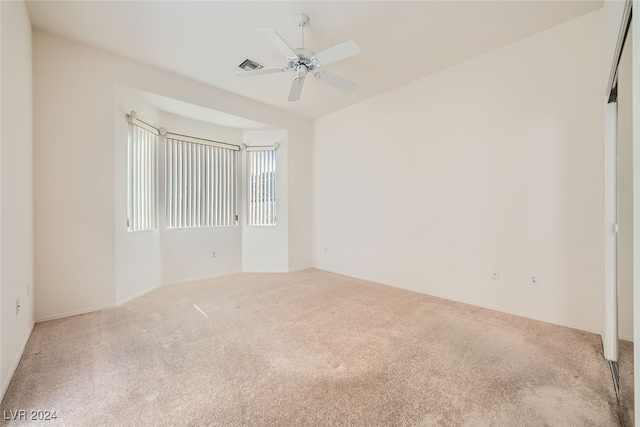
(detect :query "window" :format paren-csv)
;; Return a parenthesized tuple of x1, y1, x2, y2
(127, 123, 158, 231)
(165, 137, 238, 228)
(247, 148, 277, 226)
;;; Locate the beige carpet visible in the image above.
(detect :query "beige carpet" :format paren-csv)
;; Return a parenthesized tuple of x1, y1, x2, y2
(0, 269, 629, 426)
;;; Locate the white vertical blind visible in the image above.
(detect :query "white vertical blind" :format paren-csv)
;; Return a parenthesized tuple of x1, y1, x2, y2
(248, 149, 277, 226)
(165, 138, 237, 228)
(127, 123, 158, 231)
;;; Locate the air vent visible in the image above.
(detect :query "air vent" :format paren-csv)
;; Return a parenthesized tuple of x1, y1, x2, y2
(238, 59, 264, 72)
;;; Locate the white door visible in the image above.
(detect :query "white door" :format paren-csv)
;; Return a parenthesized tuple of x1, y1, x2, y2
(616, 19, 634, 422)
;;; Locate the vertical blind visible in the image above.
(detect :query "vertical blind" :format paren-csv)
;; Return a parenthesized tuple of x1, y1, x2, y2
(127, 123, 158, 231)
(166, 138, 238, 228)
(248, 149, 277, 226)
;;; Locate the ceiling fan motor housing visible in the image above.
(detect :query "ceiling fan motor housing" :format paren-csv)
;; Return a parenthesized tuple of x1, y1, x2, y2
(289, 48, 317, 71)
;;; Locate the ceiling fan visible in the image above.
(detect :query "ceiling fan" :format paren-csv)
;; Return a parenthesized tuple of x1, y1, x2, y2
(238, 14, 361, 102)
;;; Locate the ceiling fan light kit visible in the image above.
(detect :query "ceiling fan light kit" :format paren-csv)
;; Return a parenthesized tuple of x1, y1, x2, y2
(238, 13, 361, 102)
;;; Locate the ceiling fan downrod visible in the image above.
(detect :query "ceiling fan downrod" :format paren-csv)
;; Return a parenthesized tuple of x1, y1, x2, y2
(296, 13, 309, 49)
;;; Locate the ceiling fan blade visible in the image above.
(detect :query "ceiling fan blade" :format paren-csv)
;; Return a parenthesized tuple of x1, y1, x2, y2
(314, 71, 357, 92)
(259, 29, 298, 58)
(313, 40, 361, 66)
(288, 77, 305, 102)
(237, 67, 286, 77)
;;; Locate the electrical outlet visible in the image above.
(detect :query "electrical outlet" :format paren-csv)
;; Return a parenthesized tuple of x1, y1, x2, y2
(491, 270, 500, 280)
(211, 250, 216, 258)
(530, 274, 539, 286)
(16, 298, 20, 315)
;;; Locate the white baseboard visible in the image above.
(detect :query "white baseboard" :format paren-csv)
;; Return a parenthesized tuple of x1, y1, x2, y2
(35, 303, 113, 323)
(115, 284, 161, 307)
(619, 333, 634, 342)
(441, 294, 603, 336)
(161, 270, 242, 287)
(35, 271, 244, 322)
(1, 322, 34, 402)
(315, 268, 603, 336)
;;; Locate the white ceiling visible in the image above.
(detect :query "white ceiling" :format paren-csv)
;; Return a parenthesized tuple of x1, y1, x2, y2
(26, 1, 602, 120)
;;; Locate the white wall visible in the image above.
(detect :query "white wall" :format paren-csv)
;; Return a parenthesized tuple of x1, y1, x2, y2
(114, 87, 162, 304)
(287, 126, 313, 272)
(1, 0, 34, 399)
(34, 33, 117, 321)
(34, 30, 312, 321)
(314, 10, 605, 333)
(242, 130, 289, 272)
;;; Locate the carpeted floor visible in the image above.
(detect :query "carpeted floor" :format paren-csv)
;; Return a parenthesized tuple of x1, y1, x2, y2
(0, 269, 631, 426)
(619, 339, 634, 426)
